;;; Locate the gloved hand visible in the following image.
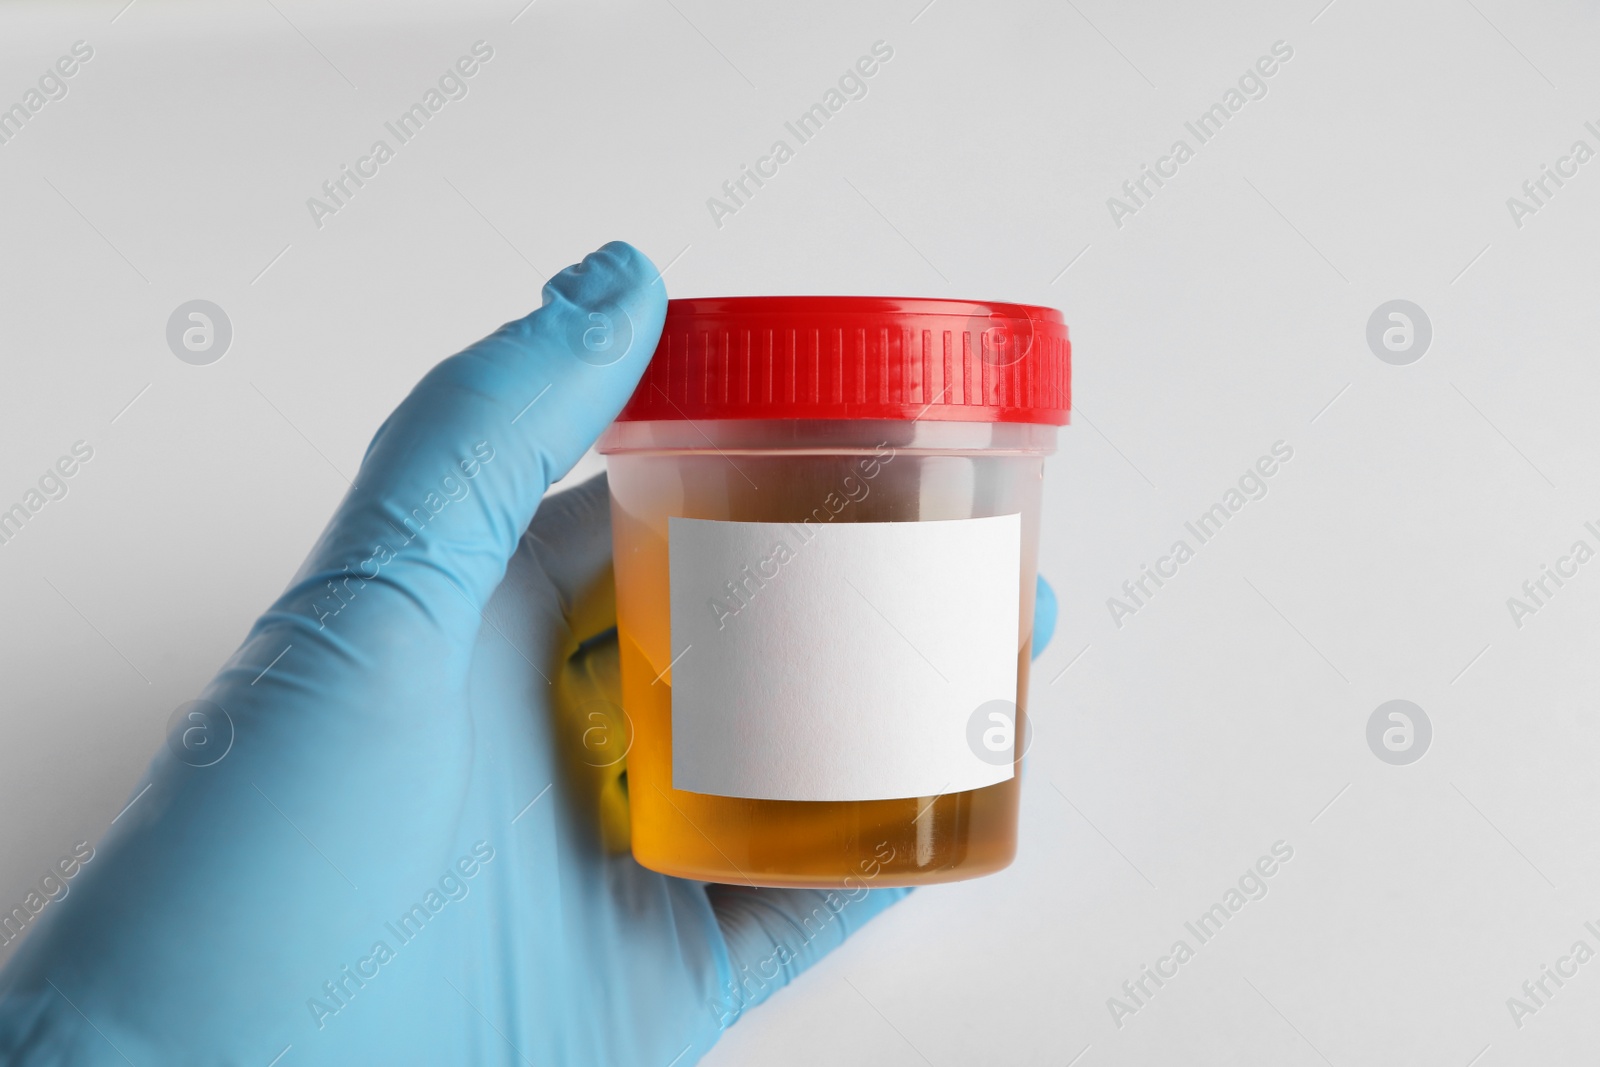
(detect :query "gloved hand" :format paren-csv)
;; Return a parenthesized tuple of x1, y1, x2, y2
(0, 241, 1057, 1066)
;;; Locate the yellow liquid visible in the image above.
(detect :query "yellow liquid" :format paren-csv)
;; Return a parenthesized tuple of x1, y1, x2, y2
(608, 448, 1041, 888)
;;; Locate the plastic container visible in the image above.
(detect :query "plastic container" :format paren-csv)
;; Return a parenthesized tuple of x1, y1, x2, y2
(598, 296, 1070, 887)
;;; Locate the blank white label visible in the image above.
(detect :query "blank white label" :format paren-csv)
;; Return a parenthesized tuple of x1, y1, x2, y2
(667, 514, 1022, 802)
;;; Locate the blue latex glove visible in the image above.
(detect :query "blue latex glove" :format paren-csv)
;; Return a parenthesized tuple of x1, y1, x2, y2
(0, 241, 1057, 1066)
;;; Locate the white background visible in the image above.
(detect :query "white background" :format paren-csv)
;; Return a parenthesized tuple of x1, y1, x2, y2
(2, 0, 1597, 1063)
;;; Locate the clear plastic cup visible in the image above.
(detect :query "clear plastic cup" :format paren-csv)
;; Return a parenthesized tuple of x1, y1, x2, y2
(598, 297, 1070, 887)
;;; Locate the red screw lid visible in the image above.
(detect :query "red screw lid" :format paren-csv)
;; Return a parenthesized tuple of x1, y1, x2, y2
(615, 296, 1070, 425)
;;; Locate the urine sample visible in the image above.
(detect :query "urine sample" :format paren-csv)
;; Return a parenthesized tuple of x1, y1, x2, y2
(598, 297, 1070, 888)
